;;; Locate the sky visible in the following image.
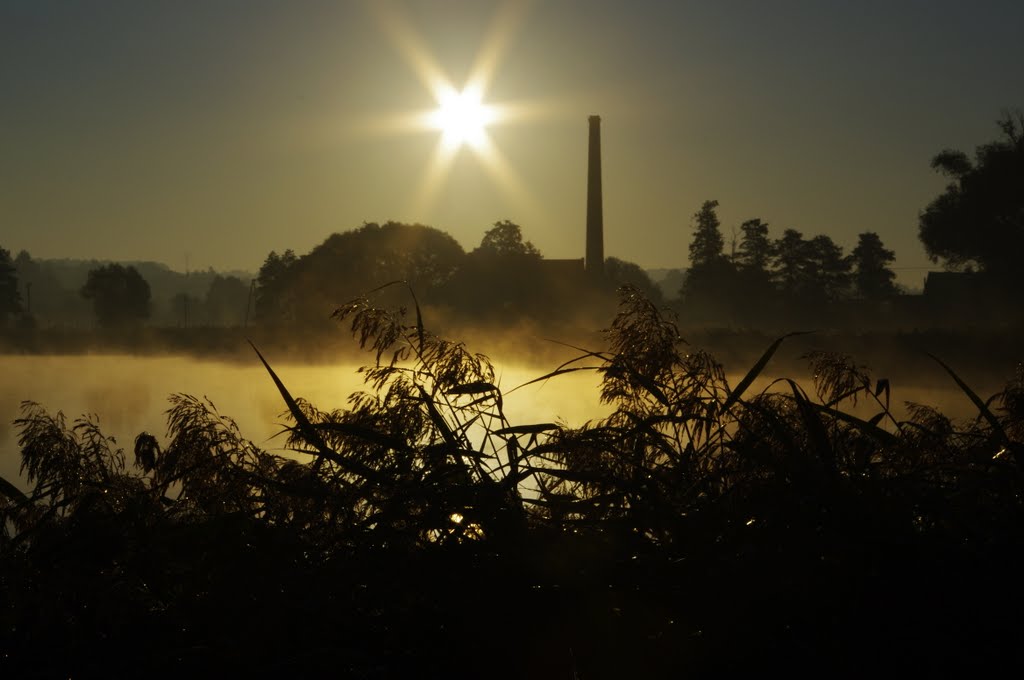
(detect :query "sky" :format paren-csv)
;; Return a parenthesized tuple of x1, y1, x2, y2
(2, 0, 1022, 288)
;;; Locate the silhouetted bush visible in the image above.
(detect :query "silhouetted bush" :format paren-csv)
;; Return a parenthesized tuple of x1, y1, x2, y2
(2, 286, 1023, 677)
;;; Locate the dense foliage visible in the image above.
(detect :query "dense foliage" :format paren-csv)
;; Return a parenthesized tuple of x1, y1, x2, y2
(676, 201, 894, 325)
(2, 286, 1023, 676)
(79, 263, 152, 328)
(919, 111, 1024, 277)
(852, 231, 899, 299)
(0, 247, 21, 325)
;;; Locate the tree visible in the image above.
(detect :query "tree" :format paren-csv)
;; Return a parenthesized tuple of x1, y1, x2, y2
(772, 231, 851, 304)
(448, 221, 547, 317)
(772, 229, 807, 296)
(729, 219, 776, 323)
(734, 219, 773, 274)
(851, 232, 898, 300)
(474, 220, 541, 258)
(804, 235, 852, 303)
(688, 200, 726, 268)
(919, 111, 1024, 278)
(255, 249, 298, 323)
(80, 264, 151, 327)
(259, 223, 467, 326)
(170, 292, 201, 328)
(204, 275, 250, 326)
(0, 247, 22, 325)
(604, 258, 663, 304)
(301, 222, 465, 293)
(681, 201, 737, 321)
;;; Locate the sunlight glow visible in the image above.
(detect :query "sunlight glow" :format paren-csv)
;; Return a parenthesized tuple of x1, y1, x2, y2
(367, 0, 543, 214)
(428, 85, 498, 151)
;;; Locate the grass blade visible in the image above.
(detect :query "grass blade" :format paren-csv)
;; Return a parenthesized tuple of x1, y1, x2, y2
(927, 352, 1010, 445)
(249, 340, 385, 482)
(721, 331, 813, 414)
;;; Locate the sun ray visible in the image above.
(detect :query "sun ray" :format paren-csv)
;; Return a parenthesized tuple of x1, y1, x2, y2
(410, 139, 458, 216)
(464, 0, 533, 93)
(369, 0, 452, 98)
(472, 135, 539, 218)
(366, 0, 545, 217)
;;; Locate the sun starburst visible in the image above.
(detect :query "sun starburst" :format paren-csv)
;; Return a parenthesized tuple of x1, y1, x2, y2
(427, 85, 498, 152)
(366, 0, 539, 214)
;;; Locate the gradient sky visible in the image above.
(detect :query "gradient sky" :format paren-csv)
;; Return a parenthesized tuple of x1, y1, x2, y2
(2, 0, 1022, 287)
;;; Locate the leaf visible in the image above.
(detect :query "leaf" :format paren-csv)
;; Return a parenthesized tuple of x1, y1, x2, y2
(927, 352, 1010, 445)
(310, 422, 412, 453)
(630, 370, 671, 407)
(0, 474, 29, 504)
(507, 366, 601, 393)
(447, 381, 498, 395)
(808, 403, 898, 446)
(494, 423, 561, 436)
(721, 331, 814, 414)
(249, 340, 385, 483)
(784, 378, 835, 473)
(418, 385, 460, 449)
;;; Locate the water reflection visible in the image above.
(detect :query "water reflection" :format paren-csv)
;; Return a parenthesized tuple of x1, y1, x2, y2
(0, 353, 1007, 488)
(0, 354, 611, 486)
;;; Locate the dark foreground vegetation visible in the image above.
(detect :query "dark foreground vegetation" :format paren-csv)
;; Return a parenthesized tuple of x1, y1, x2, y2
(2, 286, 1024, 678)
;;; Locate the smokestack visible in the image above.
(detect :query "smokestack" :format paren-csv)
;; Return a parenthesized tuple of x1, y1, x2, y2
(585, 115, 604, 278)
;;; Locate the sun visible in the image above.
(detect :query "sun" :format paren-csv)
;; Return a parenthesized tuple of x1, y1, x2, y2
(428, 85, 497, 152)
(364, 0, 544, 214)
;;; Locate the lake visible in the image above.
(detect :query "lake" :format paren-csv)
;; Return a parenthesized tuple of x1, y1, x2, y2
(0, 351, 1008, 490)
(0, 353, 611, 487)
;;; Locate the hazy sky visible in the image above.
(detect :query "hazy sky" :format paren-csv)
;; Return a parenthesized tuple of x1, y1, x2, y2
(2, 0, 1022, 287)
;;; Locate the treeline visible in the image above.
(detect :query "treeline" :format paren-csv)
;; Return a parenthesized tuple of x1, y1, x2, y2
(0, 222, 656, 335)
(3, 111, 1019, 335)
(0, 250, 252, 329)
(674, 200, 900, 326)
(252, 220, 659, 331)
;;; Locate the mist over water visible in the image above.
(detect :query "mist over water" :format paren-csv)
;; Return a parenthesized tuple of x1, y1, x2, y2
(3, 350, 1009, 490)
(0, 354, 612, 486)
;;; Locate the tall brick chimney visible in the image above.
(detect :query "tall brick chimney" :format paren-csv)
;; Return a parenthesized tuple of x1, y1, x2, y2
(585, 115, 604, 278)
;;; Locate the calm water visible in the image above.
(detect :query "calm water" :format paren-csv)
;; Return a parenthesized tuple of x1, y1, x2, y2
(0, 353, 1004, 489)
(0, 354, 609, 487)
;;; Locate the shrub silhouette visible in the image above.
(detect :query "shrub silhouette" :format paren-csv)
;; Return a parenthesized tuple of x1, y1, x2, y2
(2, 285, 1023, 677)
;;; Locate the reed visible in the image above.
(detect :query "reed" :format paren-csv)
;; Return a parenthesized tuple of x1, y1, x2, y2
(2, 284, 1022, 677)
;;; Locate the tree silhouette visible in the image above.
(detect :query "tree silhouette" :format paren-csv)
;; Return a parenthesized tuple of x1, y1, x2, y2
(204, 274, 250, 326)
(734, 219, 773, 274)
(257, 223, 466, 326)
(447, 221, 549, 317)
(772, 228, 807, 297)
(919, 111, 1024, 278)
(170, 291, 200, 328)
(729, 219, 776, 323)
(688, 200, 726, 268)
(771, 231, 851, 307)
(805, 235, 852, 303)
(80, 264, 151, 328)
(0, 246, 22, 325)
(605, 257, 663, 304)
(475, 220, 541, 258)
(851, 232, 898, 300)
(255, 249, 298, 323)
(681, 200, 736, 321)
